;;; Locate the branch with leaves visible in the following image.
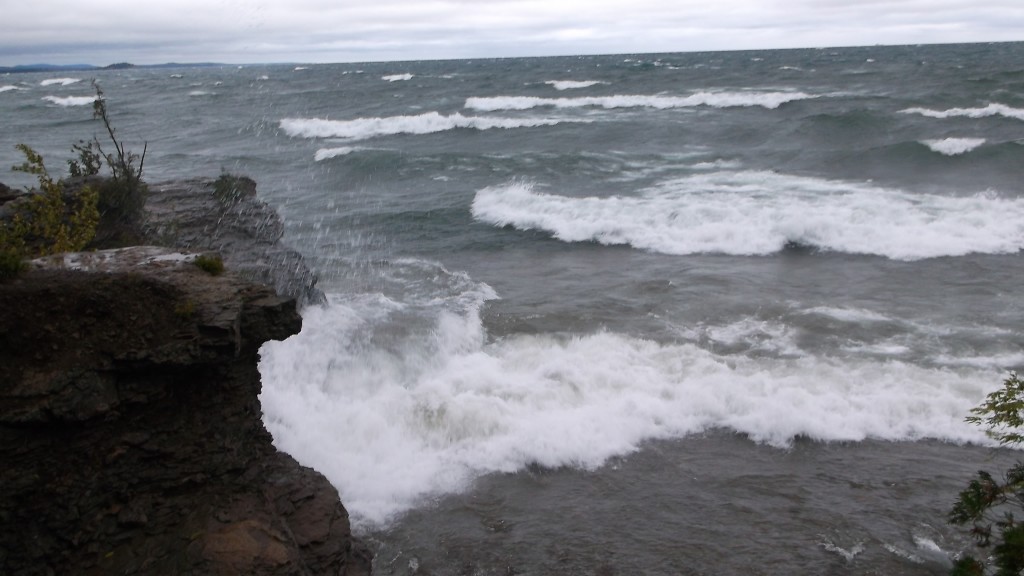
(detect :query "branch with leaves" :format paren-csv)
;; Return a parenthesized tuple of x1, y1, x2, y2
(950, 373, 1024, 576)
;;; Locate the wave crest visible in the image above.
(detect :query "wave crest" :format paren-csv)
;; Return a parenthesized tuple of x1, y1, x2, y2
(39, 78, 81, 87)
(920, 138, 986, 155)
(544, 80, 606, 90)
(42, 95, 96, 107)
(465, 91, 816, 111)
(471, 172, 1024, 260)
(280, 112, 583, 141)
(901, 103, 1024, 121)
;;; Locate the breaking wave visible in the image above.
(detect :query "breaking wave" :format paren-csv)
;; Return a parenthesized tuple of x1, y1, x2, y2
(471, 171, 1024, 260)
(901, 103, 1024, 121)
(544, 80, 607, 90)
(39, 78, 81, 87)
(920, 138, 986, 155)
(465, 91, 816, 111)
(41, 95, 96, 107)
(260, 259, 998, 528)
(280, 112, 584, 141)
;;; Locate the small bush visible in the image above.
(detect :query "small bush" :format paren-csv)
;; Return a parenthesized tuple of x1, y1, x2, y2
(0, 247, 28, 280)
(68, 139, 103, 177)
(88, 82, 148, 244)
(949, 373, 1024, 575)
(3, 144, 99, 260)
(193, 254, 224, 276)
(213, 173, 256, 205)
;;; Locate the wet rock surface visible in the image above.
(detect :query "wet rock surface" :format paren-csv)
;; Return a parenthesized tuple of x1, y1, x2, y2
(143, 176, 325, 308)
(0, 184, 370, 575)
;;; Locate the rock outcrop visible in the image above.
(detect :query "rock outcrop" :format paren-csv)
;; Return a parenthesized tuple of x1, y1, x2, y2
(0, 179, 370, 575)
(143, 176, 325, 308)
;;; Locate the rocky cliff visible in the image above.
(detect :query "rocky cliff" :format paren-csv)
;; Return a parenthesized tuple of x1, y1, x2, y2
(0, 180, 371, 575)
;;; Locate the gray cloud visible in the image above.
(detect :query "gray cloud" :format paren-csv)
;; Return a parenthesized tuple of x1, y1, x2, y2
(2, 0, 1021, 65)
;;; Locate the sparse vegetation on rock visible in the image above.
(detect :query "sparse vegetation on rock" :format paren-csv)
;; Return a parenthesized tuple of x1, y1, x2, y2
(0, 82, 150, 278)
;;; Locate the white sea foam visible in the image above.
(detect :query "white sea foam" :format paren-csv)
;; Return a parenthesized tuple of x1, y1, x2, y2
(466, 91, 815, 111)
(0, 85, 22, 92)
(42, 95, 96, 107)
(803, 306, 892, 324)
(470, 171, 1024, 260)
(260, 276, 998, 529)
(314, 146, 359, 161)
(902, 103, 1024, 121)
(544, 80, 606, 90)
(920, 137, 986, 155)
(294, 66, 309, 71)
(382, 73, 413, 82)
(280, 112, 582, 141)
(39, 77, 80, 86)
(188, 90, 214, 97)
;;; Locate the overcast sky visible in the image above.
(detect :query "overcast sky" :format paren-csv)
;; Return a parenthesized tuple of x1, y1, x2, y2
(3, 0, 1022, 66)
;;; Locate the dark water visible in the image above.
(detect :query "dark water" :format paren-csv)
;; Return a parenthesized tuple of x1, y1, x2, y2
(2, 42, 1023, 574)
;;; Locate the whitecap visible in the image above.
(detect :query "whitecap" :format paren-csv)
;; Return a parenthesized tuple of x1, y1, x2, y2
(280, 112, 584, 141)
(470, 171, 1024, 260)
(465, 91, 816, 112)
(902, 103, 1024, 121)
(0, 85, 22, 93)
(544, 80, 606, 90)
(42, 95, 96, 107)
(39, 77, 80, 87)
(260, 282, 999, 529)
(314, 146, 358, 161)
(382, 73, 413, 82)
(920, 137, 986, 155)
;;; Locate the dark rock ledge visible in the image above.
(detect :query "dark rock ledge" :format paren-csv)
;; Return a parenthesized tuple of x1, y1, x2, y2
(0, 179, 370, 575)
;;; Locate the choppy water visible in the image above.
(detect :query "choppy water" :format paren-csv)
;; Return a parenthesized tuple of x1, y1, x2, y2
(3, 42, 1024, 574)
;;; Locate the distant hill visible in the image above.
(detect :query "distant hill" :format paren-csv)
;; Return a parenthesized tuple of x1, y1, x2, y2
(0, 62, 226, 74)
(0, 63, 98, 73)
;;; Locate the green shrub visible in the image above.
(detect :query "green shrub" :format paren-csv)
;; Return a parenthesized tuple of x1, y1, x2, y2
(0, 246, 28, 280)
(212, 173, 255, 205)
(3, 144, 99, 259)
(67, 139, 103, 177)
(950, 373, 1024, 575)
(193, 254, 225, 276)
(88, 82, 148, 244)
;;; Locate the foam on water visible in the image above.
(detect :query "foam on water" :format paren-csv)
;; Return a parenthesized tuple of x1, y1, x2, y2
(280, 112, 584, 141)
(259, 259, 997, 529)
(0, 85, 22, 93)
(544, 80, 606, 90)
(470, 171, 1024, 260)
(314, 146, 360, 161)
(920, 137, 986, 155)
(901, 103, 1024, 121)
(802, 306, 893, 324)
(382, 73, 414, 82)
(39, 77, 80, 87)
(41, 95, 96, 107)
(465, 91, 816, 111)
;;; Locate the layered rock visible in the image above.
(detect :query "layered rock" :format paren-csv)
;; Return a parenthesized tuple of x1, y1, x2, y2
(0, 181, 370, 575)
(143, 176, 325, 308)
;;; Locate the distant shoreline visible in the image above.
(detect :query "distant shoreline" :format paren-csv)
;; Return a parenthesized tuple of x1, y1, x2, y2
(0, 62, 227, 74)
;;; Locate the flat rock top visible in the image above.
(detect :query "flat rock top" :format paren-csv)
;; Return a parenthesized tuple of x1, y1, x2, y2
(31, 245, 203, 274)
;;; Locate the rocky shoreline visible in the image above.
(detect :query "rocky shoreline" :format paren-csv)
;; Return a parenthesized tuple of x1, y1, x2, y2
(0, 178, 371, 575)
